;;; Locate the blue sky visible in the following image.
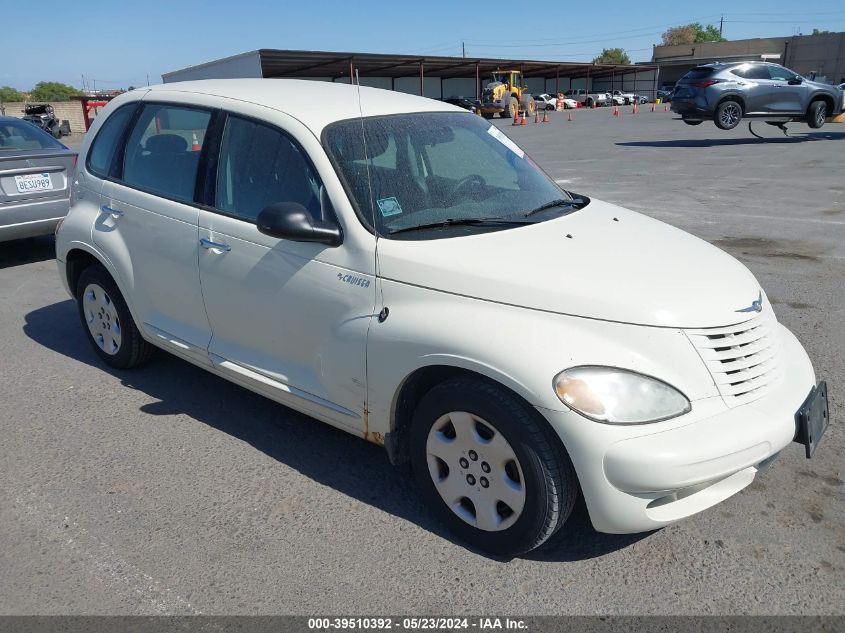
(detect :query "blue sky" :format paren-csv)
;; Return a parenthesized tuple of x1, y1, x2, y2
(3, 0, 845, 90)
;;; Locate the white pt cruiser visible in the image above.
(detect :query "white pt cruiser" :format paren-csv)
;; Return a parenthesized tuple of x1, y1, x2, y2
(56, 80, 829, 555)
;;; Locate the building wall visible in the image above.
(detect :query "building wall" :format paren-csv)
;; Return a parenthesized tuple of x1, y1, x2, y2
(162, 51, 263, 82)
(0, 101, 87, 135)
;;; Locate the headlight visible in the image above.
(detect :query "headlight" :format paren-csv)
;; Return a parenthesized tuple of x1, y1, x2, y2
(553, 366, 691, 424)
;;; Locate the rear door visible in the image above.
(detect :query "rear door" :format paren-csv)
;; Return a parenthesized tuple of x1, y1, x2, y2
(728, 65, 773, 114)
(94, 95, 219, 365)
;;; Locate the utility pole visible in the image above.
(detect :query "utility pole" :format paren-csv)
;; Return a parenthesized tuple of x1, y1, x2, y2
(146, 73, 150, 86)
(719, 15, 724, 37)
(462, 41, 466, 58)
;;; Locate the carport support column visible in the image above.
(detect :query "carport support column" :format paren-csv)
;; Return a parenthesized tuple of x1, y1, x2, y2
(476, 62, 480, 101)
(555, 67, 559, 95)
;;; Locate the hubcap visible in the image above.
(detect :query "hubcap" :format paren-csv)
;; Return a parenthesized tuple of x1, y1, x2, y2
(82, 283, 122, 356)
(426, 411, 526, 532)
(721, 103, 740, 126)
(817, 104, 826, 126)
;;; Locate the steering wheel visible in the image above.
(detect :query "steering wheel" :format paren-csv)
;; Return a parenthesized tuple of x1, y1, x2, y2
(444, 174, 486, 207)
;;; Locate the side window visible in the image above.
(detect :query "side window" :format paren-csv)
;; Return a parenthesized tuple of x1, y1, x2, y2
(87, 104, 135, 178)
(733, 66, 769, 80)
(215, 115, 321, 223)
(121, 103, 211, 203)
(768, 66, 795, 81)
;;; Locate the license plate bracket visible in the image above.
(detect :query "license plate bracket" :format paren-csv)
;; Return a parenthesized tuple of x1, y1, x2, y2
(794, 381, 830, 459)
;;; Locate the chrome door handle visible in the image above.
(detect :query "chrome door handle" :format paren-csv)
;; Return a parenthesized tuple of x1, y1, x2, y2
(100, 204, 123, 218)
(200, 238, 231, 252)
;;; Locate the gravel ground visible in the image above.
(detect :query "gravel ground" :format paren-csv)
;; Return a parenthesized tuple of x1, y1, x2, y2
(0, 109, 842, 615)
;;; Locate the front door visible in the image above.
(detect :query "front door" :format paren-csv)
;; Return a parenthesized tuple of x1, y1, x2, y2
(767, 65, 805, 114)
(197, 110, 373, 432)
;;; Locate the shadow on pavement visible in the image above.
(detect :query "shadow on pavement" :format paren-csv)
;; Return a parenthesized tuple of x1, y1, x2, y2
(0, 236, 55, 270)
(617, 130, 845, 148)
(23, 298, 651, 562)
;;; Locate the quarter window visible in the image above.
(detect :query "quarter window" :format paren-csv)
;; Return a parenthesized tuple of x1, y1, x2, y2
(87, 104, 135, 178)
(214, 115, 322, 223)
(121, 103, 211, 203)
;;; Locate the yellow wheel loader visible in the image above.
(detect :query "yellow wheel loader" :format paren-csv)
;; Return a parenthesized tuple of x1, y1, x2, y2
(479, 70, 536, 119)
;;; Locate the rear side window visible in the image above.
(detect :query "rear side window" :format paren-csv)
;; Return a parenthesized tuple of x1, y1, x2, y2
(0, 119, 65, 152)
(121, 103, 211, 203)
(214, 115, 321, 223)
(731, 65, 769, 80)
(87, 104, 135, 177)
(682, 67, 717, 81)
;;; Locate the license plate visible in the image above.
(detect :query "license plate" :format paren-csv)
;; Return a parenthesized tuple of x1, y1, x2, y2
(795, 381, 830, 458)
(14, 173, 53, 193)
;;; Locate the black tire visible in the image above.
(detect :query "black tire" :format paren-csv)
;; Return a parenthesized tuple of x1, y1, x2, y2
(410, 377, 578, 556)
(714, 99, 743, 130)
(585, 98, 593, 108)
(75, 263, 153, 369)
(807, 100, 827, 129)
(683, 118, 703, 126)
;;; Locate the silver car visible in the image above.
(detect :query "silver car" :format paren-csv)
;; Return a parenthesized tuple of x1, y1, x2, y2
(671, 61, 844, 130)
(0, 116, 76, 241)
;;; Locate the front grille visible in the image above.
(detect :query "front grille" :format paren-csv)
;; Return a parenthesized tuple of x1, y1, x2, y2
(685, 309, 782, 407)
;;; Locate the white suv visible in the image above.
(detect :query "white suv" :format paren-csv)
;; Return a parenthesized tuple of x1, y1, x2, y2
(56, 79, 829, 555)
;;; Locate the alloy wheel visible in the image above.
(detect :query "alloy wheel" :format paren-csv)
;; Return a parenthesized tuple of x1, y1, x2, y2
(720, 103, 740, 127)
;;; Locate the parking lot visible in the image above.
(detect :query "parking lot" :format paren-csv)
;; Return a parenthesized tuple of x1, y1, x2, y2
(1, 108, 843, 615)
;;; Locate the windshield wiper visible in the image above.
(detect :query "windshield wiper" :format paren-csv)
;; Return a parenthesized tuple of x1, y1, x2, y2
(387, 217, 530, 235)
(523, 198, 581, 218)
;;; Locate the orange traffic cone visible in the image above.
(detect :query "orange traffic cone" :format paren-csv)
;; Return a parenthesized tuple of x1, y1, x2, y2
(520, 111, 527, 125)
(632, 102, 638, 114)
(591, 100, 597, 110)
(512, 108, 520, 126)
(651, 103, 655, 112)
(534, 109, 540, 124)
(664, 105, 669, 112)
(542, 110, 549, 123)
(567, 112, 573, 122)
(191, 132, 200, 151)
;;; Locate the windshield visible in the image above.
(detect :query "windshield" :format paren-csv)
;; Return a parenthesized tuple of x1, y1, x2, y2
(0, 119, 65, 152)
(323, 112, 581, 238)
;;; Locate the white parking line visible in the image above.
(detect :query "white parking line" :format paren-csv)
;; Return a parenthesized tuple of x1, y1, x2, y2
(13, 491, 201, 615)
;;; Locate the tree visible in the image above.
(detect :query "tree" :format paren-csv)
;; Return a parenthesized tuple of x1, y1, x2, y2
(29, 81, 82, 102)
(811, 28, 831, 35)
(661, 23, 726, 46)
(592, 48, 631, 65)
(0, 86, 25, 102)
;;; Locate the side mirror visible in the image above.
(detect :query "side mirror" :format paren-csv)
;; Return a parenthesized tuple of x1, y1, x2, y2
(256, 202, 342, 247)
(788, 76, 803, 85)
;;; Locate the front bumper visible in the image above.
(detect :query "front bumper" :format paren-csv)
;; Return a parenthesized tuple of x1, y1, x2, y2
(539, 324, 817, 533)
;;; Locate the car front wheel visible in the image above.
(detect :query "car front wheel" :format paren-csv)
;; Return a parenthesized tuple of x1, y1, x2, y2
(808, 100, 827, 129)
(410, 377, 578, 556)
(715, 100, 743, 130)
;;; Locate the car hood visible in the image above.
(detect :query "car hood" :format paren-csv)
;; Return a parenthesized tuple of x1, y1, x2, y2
(376, 199, 762, 328)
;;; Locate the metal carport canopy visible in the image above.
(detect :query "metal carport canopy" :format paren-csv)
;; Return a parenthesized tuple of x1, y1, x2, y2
(255, 49, 654, 80)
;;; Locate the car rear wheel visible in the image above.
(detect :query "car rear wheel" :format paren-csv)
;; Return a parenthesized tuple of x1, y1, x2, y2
(410, 377, 578, 556)
(715, 100, 743, 130)
(76, 264, 153, 369)
(808, 100, 827, 129)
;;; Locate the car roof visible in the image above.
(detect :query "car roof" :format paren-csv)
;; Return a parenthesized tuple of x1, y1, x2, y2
(145, 79, 460, 134)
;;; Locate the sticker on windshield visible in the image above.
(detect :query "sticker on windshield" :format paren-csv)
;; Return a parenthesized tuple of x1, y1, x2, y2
(487, 126, 525, 159)
(377, 197, 403, 217)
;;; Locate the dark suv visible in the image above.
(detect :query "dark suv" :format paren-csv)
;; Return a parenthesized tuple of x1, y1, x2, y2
(671, 61, 843, 130)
